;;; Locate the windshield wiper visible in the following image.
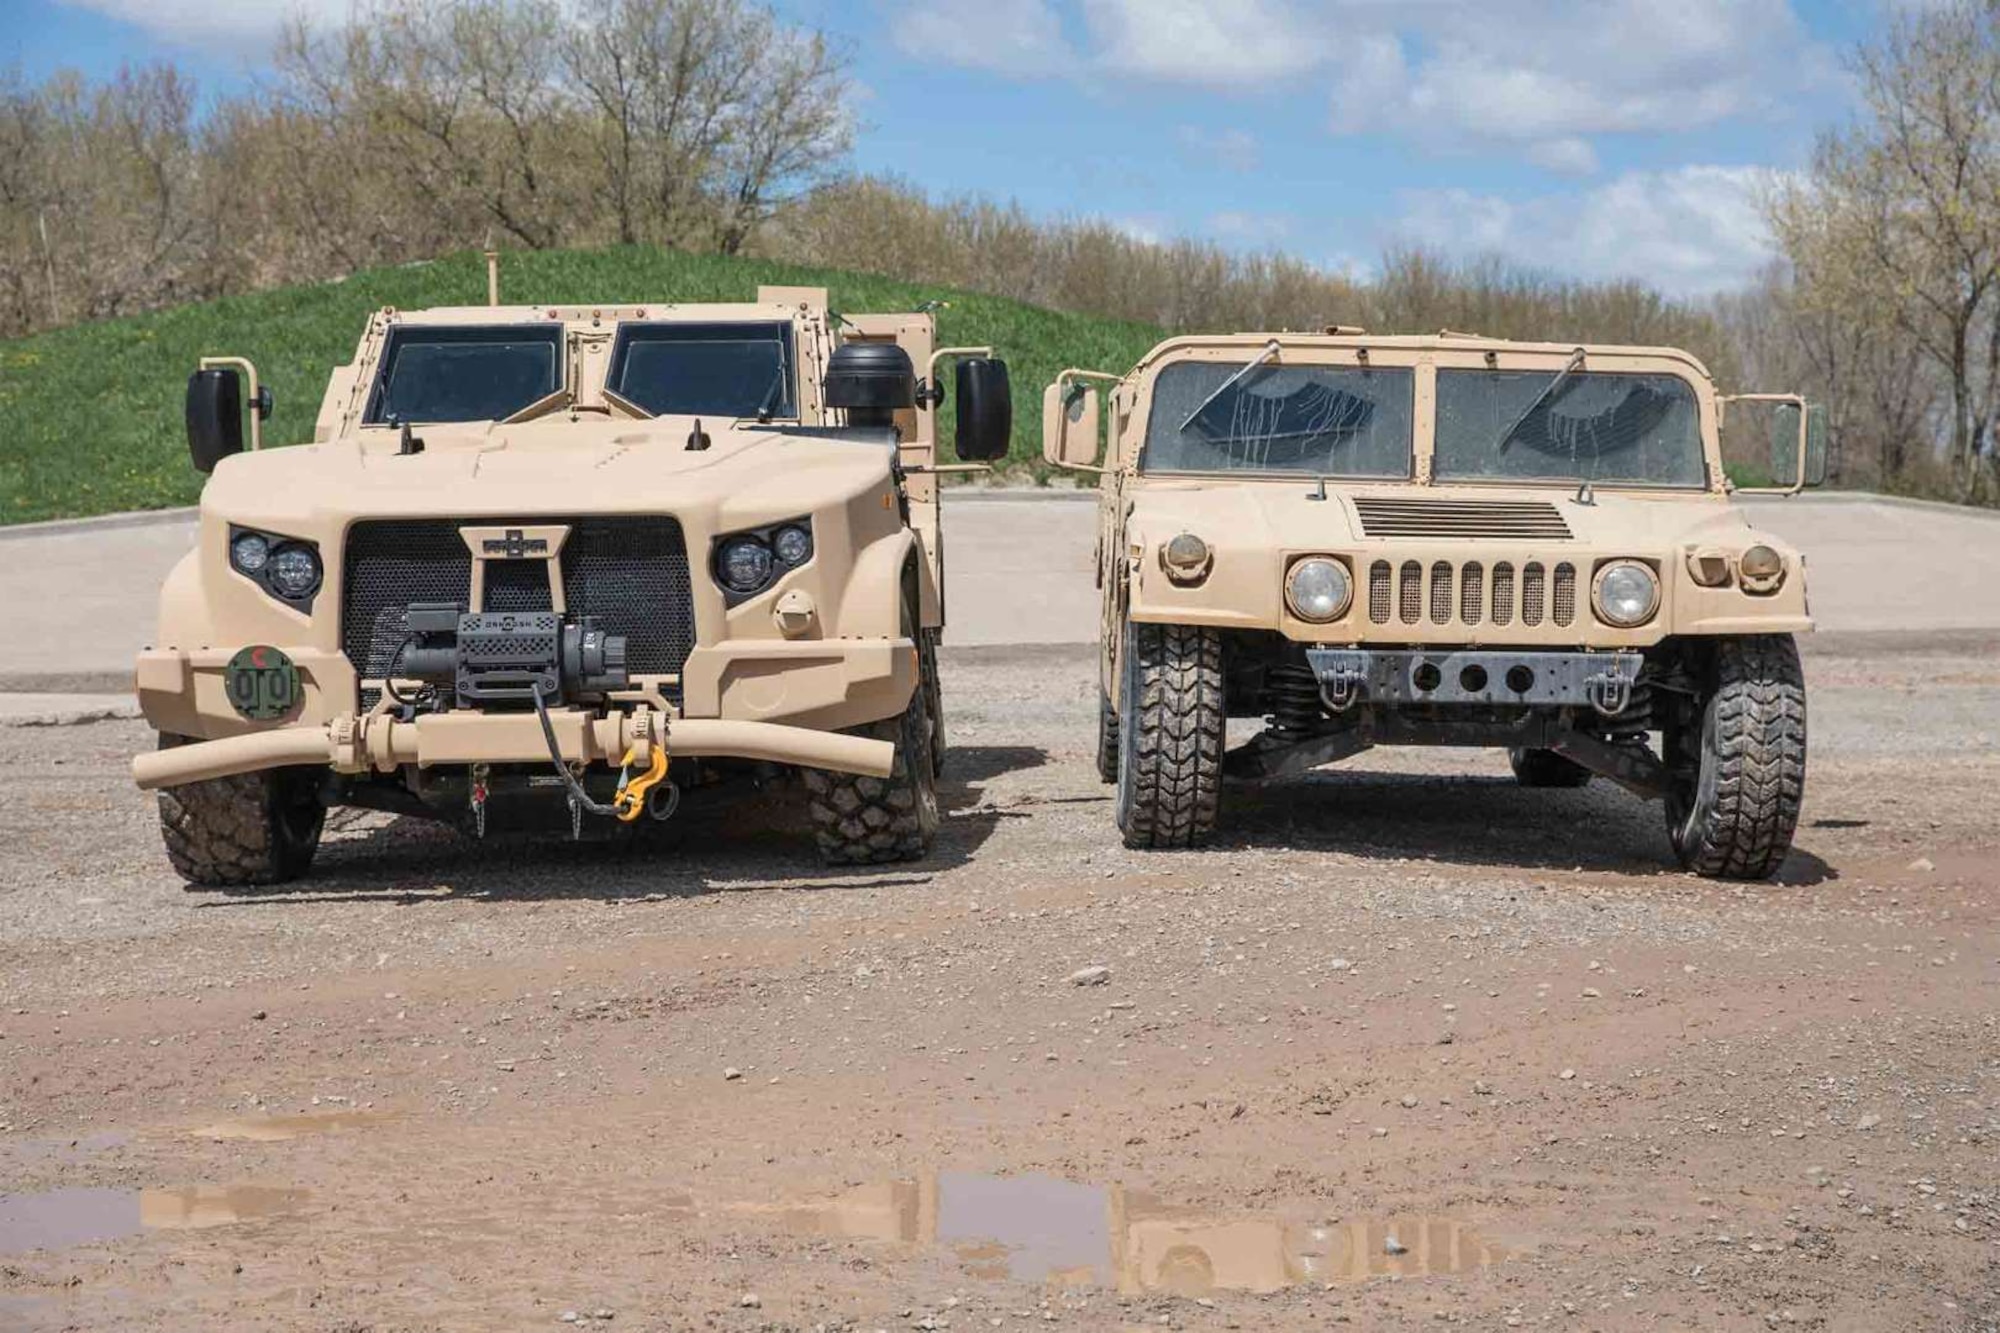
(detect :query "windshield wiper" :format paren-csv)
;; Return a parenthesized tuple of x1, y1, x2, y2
(1179, 339, 1282, 434)
(1495, 347, 1586, 455)
(753, 362, 789, 423)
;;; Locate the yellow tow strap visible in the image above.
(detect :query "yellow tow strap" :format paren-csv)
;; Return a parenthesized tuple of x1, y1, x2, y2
(612, 743, 669, 823)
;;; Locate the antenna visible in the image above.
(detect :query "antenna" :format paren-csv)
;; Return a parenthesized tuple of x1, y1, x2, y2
(484, 231, 500, 307)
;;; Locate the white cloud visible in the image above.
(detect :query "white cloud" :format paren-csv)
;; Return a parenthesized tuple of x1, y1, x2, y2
(57, 0, 354, 51)
(886, 0, 1067, 77)
(1330, 0, 1832, 171)
(1080, 0, 1325, 87)
(1526, 137, 1600, 177)
(1176, 126, 1260, 173)
(1392, 165, 1781, 297)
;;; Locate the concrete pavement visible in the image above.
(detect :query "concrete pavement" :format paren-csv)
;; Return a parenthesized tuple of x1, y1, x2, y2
(3, 491, 1995, 698)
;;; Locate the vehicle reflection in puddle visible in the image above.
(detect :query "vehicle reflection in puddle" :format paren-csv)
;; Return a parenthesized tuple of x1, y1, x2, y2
(189, 1111, 397, 1142)
(0, 1185, 307, 1253)
(748, 1172, 1508, 1294)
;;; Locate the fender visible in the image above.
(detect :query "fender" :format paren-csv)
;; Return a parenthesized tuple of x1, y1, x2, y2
(837, 527, 929, 638)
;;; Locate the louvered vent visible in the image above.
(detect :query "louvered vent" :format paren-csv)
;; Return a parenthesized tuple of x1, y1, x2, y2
(1352, 497, 1573, 540)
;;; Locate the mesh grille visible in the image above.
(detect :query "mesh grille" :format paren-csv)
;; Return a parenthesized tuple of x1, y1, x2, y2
(1460, 562, 1484, 625)
(1368, 560, 1392, 624)
(485, 559, 553, 613)
(1491, 562, 1515, 626)
(1398, 560, 1423, 624)
(1429, 561, 1454, 623)
(1552, 562, 1577, 627)
(341, 516, 694, 706)
(1522, 562, 1546, 626)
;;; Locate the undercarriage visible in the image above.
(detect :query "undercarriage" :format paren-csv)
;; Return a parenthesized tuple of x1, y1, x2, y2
(1112, 624, 1807, 880)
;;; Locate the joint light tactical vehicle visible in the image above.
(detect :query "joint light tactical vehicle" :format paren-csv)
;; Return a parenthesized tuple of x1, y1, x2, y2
(132, 283, 1012, 885)
(1046, 330, 1823, 879)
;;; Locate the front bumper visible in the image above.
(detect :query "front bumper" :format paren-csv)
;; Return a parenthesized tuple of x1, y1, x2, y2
(132, 635, 918, 790)
(131, 705, 895, 791)
(1305, 647, 1642, 712)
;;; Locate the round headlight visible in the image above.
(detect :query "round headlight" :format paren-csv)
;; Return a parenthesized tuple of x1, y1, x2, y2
(1285, 557, 1352, 623)
(230, 532, 269, 574)
(1739, 544, 1783, 579)
(772, 525, 813, 567)
(718, 536, 774, 594)
(267, 543, 321, 599)
(1594, 560, 1659, 627)
(1160, 532, 1212, 583)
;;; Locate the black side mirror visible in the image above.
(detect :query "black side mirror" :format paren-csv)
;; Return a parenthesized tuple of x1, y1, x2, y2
(185, 368, 245, 474)
(954, 357, 1012, 462)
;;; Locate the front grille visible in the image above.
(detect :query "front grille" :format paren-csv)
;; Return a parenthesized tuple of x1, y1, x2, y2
(341, 516, 695, 706)
(1364, 557, 1578, 630)
(1353, 497, 1573, 540)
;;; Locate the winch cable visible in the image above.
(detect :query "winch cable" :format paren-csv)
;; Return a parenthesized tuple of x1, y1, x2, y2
(529, 682, 623, 819)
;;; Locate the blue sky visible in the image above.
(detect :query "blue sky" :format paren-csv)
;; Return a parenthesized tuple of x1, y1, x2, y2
(6, 0, 1915, 296)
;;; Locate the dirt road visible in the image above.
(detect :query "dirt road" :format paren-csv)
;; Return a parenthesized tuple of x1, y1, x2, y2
(3, 628, 1997, 1331)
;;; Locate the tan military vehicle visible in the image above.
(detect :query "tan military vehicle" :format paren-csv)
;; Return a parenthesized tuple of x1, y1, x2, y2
(131, 283, 1012, 884)
(1044, 331, 1823, 879)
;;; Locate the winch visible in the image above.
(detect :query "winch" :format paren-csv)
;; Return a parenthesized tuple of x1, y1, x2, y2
(395, 602, 628, 706)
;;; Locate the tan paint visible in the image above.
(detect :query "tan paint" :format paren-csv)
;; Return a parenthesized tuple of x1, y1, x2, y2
(135, 287, 972, 789)
(1041, 332, 1817, 701)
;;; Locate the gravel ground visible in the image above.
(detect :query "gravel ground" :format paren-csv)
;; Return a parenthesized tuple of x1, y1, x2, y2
(1, 634, 1997, 1331)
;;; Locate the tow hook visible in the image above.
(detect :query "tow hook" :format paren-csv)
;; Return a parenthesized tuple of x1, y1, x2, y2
(612, 743, 670, 823)
(1585, 669, 1634, 716)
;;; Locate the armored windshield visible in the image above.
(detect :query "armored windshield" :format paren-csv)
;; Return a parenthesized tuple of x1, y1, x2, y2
(1435, 369, 1706, 488)
(1141, 361, 1413, 477)
(607, 321, 795, 418)
(364, 324, 564, 425)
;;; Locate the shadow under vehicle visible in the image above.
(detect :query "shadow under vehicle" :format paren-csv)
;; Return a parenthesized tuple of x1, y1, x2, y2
(1043, 329, 1824, 879)
(131, 279, 1012, 886)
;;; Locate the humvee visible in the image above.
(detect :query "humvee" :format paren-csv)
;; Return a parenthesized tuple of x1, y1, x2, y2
(130, 281, 1012, 884)
(1044, 331, 1823, 879)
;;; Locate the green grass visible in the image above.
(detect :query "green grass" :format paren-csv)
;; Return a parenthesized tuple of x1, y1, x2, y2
(0, 246, 1164, 524)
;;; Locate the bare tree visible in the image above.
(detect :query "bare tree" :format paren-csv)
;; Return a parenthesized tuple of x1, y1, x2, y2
(1768, 2, 2000, 501)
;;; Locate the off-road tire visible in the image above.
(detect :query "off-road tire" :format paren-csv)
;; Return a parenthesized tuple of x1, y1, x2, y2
(804, 681, 941, 865)
(1094, 688, 1120, 784)
(155, 735, 326, 888)
(1508, 747, 1593, 788)
(920, 627, 946, 779)
(1115, 623, 1224, 849)
(1666, 635, 1807, 881)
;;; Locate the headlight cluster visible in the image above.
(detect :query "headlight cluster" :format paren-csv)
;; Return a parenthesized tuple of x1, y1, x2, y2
(1284, 556, 1353, 623)
(712, 518, 814, 602)
(1593, 560, 1660, 627)
(228, 525, 322, 607)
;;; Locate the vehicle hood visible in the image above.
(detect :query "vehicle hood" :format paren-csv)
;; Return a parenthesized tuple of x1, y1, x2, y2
(1124, 478, 1770, 556)
(199, 419, 898, 530)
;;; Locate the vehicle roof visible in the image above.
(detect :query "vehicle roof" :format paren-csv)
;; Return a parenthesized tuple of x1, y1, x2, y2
(377, 300, 819, 326)
(1135, 330, 1715, 382)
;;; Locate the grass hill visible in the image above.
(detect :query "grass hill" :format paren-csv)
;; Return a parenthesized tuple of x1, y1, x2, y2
(0, 246, 1164, 524)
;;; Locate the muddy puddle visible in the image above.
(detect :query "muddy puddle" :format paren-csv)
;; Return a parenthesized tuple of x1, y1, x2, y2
(0, 1185, 307, 1253)
(744, 1172, 1507, 1294)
